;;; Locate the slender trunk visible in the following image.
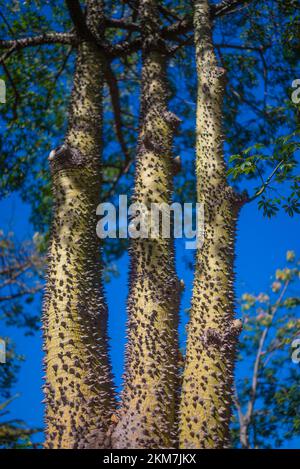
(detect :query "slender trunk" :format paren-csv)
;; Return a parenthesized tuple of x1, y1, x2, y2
(43, 3, 115, 449)
(179, 0, 244, 448)
(112, 0, 180, 449)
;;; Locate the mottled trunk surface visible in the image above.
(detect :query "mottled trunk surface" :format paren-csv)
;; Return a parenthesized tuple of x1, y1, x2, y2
(112, 0, 180, 449)
(43, 36, 115, 449)
(179, 0, 243, 449)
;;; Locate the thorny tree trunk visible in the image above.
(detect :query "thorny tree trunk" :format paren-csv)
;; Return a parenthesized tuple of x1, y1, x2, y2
(112, 0, 181, 449)
(179, 0, 244, 449)
(43, 1, 115, 449)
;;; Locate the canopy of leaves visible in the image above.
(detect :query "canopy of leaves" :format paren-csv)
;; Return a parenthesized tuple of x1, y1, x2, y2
(0, 231, 43, 447)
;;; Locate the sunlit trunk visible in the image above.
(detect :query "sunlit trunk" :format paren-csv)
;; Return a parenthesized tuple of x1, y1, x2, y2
(112, 0, 180, 449)
(43, 1, 115, 449)
(179, 0, 243, 449)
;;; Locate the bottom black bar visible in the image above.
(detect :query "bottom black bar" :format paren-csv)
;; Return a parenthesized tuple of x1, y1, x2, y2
(0, 449, 299, 466)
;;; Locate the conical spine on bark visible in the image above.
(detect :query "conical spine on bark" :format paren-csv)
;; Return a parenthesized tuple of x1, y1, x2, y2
(111, 0, 180, 449)
(179, 0, 244, 449)
(43, 1, 115, 449)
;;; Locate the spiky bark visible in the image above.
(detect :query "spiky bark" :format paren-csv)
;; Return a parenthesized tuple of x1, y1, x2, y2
(179, 0, 244, 449)
(111, 0, 180, 449)
(43, 2, 115, 449)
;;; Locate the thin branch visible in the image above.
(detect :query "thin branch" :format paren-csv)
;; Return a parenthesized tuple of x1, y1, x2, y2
(105, 17, 140, 32)
(0, 2, 256, 63)
(246, 327, 268, 424)
(108, 37, 141, 58)
(0, 260, 31, 277)
(246, 160, 284, 203)
(45, 45, 73, 106)
(233, 386, 244, 427)
(102, 158, 133, 201)
(212, 0, 253, 18)
(104, 60, 130, 162)
(0, 284, 43, 302)
(0, 394, 20, 412)
(172, 39, 267, 55)
(233, 386, 250, 448)
(0, 10, 15, 36)
(0, 261, 31, 289)
(217, 43, 268, 52)
(162, 0, 254, 44)
(241, 280, 290, 445)
(161, 15, 192, 42)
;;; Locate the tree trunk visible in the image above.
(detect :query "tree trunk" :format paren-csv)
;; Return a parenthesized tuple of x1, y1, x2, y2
(43, 2, 115, 449)
(111, 0, 180, 449)
(179, 0, 244, 449)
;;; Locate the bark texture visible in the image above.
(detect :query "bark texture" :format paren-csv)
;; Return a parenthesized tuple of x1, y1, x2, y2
(179, 0, 243, 449)
(43, 1, 115, 449)
(111, 0, 180, 449)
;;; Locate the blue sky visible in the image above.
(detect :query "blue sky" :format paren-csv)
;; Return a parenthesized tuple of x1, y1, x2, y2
(1, 187, 299, 447)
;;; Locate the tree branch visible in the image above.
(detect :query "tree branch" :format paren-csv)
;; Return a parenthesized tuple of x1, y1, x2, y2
(246, 160, 284, 203)
(0, 284, 43, 302)
(0, 32, 77, 60)
(240, 280, 290, 447)
(45, 46, 73, 106)
(105, 17, 140, 32)
(104, 60, 130, 163)
(212, 0, 253, 17)
(161, 0, 254, 44)
(233, 386, 249, 448)
(0, 1, 256, 61)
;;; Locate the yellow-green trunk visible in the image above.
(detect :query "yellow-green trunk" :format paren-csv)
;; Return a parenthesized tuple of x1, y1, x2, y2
(43, 41, 115, 449)
(179, 0, 243, 449)
(112, 0, 180, 448)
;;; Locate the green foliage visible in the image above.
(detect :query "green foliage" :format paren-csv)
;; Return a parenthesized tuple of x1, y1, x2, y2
(0, 231, 43, 447)
(232, 251, 300, 448)
(0, 230, 43, 332)
(228, 131, 300, 216)
(0, 340, 40, 448)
